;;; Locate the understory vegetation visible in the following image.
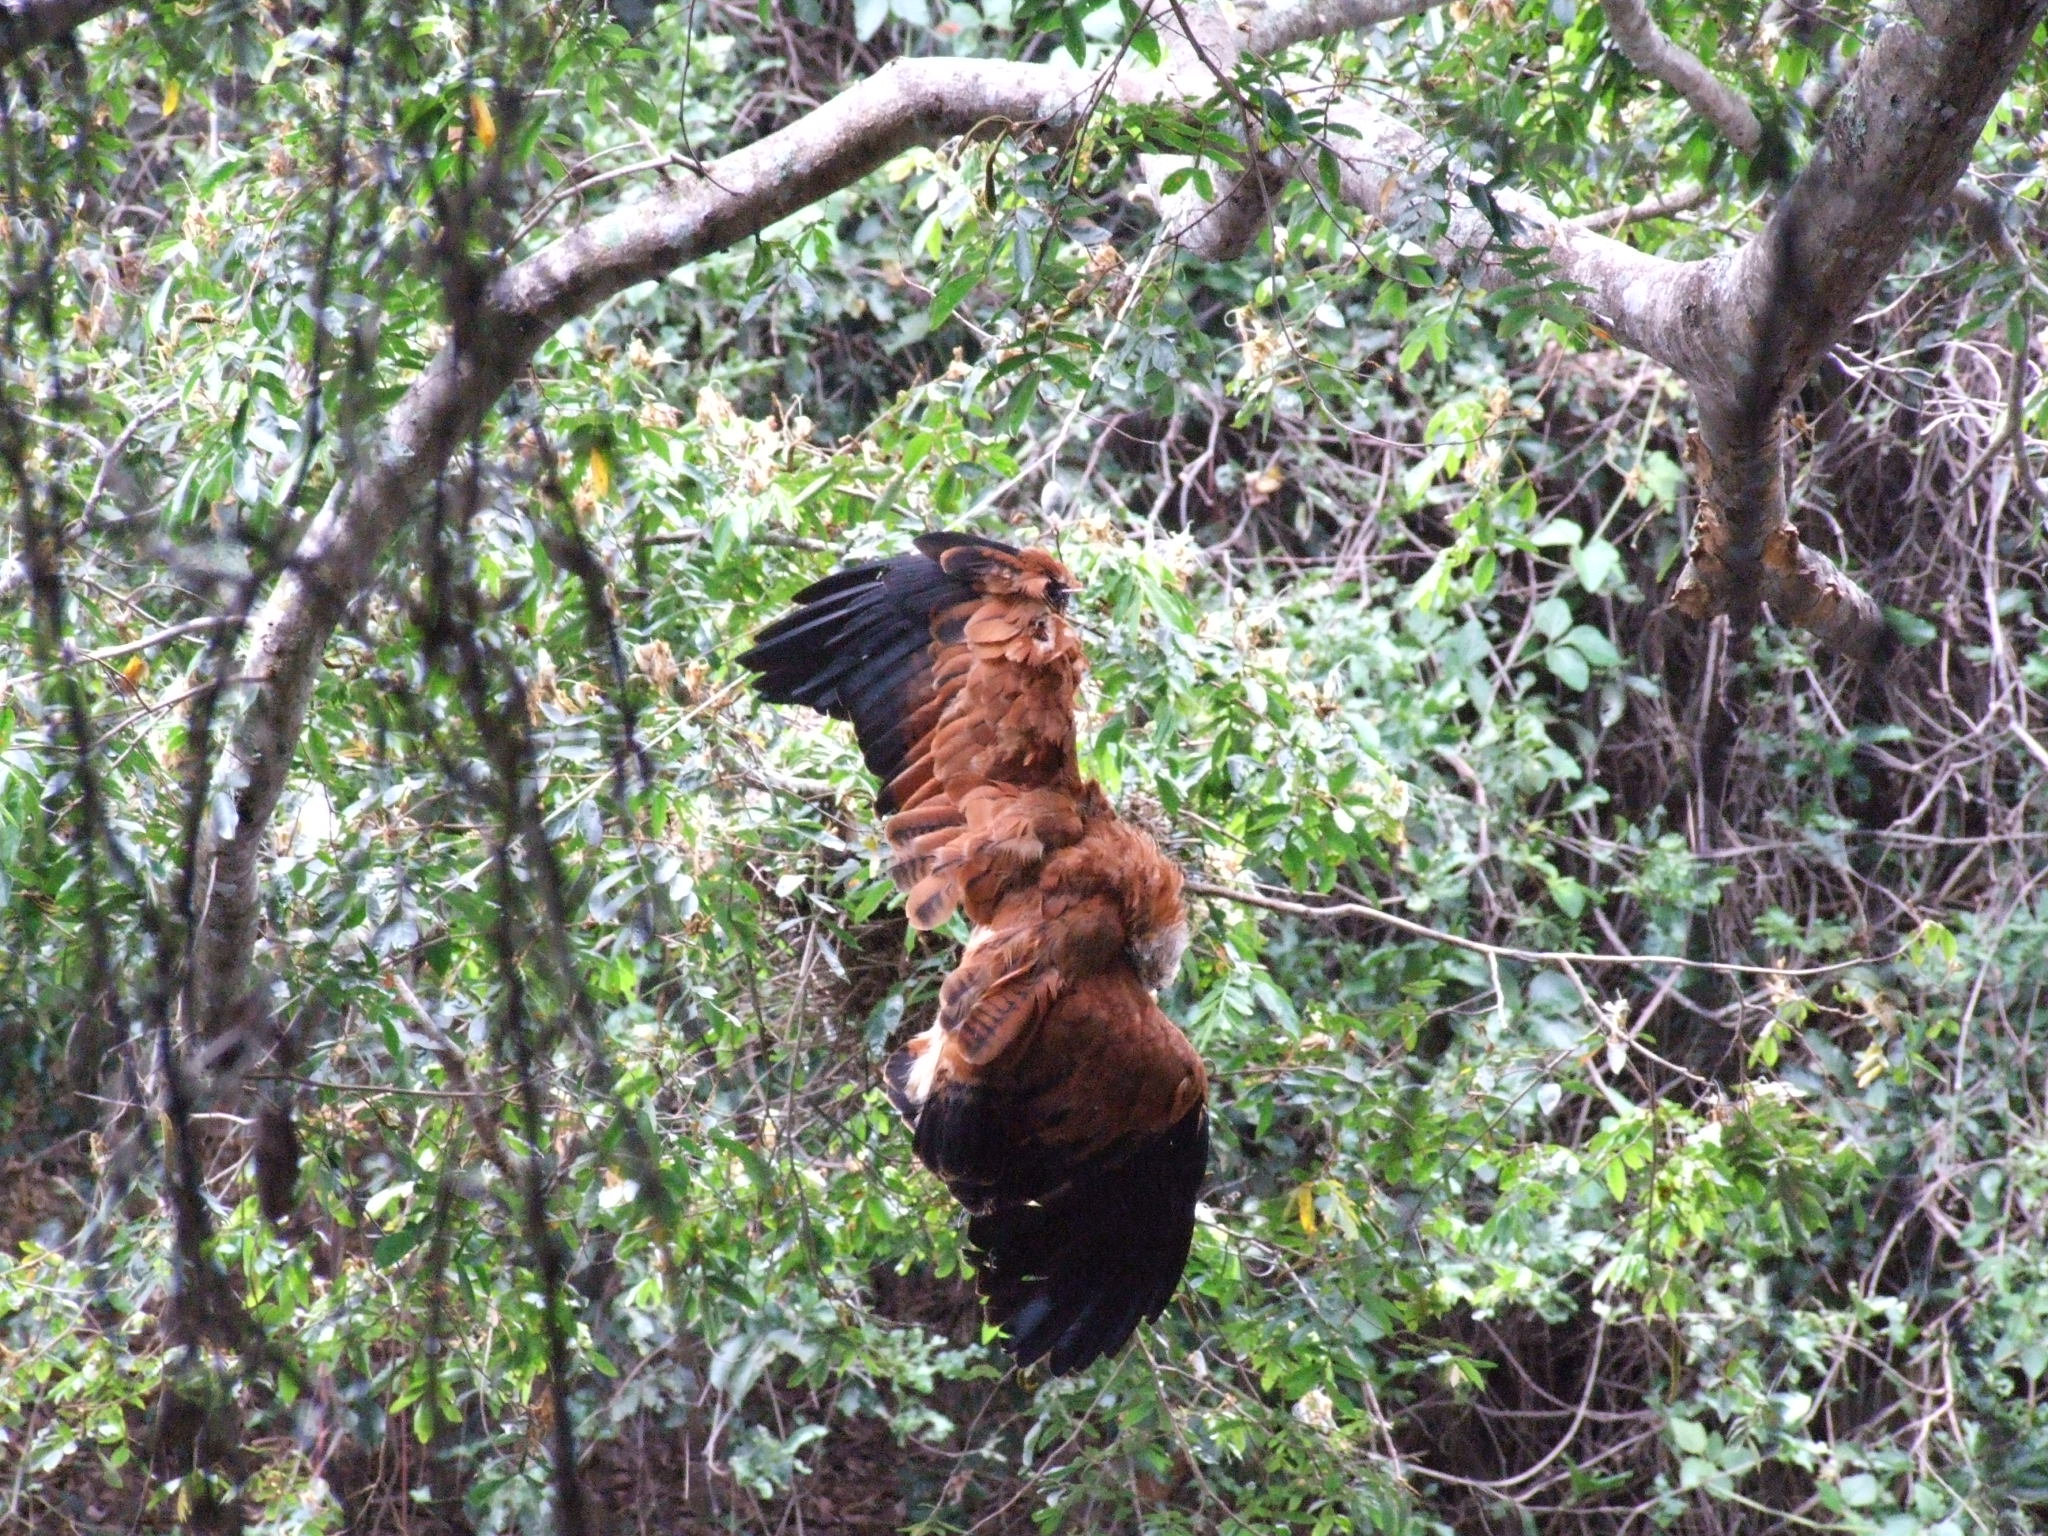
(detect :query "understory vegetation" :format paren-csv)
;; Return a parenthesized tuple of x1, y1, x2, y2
(2, 2, 2046, 1534)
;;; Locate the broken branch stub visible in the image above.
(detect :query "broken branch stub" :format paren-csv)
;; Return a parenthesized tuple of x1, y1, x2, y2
(1670, 433, 1892, 664)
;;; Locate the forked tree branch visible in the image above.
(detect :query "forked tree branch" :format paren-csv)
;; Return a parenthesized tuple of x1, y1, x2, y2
(1669, 0, 2047, 648)
(1597, 0, 2015, 251)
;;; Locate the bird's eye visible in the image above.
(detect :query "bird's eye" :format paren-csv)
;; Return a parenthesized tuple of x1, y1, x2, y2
(1045, 581, 1068, 612)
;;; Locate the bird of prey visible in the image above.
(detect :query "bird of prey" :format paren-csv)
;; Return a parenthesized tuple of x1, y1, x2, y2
(738, 530, 1209, 1373)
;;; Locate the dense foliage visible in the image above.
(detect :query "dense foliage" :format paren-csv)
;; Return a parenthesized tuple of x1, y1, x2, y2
(2, 2, 2045, 1534)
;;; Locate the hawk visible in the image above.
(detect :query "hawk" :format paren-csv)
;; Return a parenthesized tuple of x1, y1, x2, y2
(739, 531, 1208, 1373)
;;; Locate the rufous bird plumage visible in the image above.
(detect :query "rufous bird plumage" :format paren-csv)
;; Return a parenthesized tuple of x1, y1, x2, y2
(739, 531, 1207, 1373)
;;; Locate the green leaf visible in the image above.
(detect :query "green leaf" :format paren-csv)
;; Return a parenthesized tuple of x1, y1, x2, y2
(1563, 624, 1621, 668)
(926, 267, 982, 329)
(373, 1223, 428, 1267)
(1886, 606, 1937, 647)
(1572, 537, 1621, 593)
(1061, 5, 1087, 62)
(1545, 644, 1590, 690)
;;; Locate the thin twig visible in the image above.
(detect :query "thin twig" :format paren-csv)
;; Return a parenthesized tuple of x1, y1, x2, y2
(1187, 879, 1907, 977)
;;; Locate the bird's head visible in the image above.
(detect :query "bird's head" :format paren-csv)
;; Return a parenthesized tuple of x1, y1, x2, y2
(933, 539, 1077, 612)
(1005, 547, 1076, 613)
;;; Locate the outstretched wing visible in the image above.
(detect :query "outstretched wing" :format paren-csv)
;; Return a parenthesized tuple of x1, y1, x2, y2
(741, 530, 1211, 1375)
(737, 531, 1087, 927)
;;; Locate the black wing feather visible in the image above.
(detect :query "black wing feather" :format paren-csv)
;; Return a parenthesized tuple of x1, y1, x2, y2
(737, 534, 1027, 799)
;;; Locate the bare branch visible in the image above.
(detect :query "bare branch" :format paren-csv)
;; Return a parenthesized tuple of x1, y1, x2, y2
(0, 0, 125, 67)
(1570, 181, 1713, 231)
(1598, 0, 1762, 153)
(1187, 878, 1901, 976)
(1238, 0, 1451, 54)
(1948, 176, 2026, 260)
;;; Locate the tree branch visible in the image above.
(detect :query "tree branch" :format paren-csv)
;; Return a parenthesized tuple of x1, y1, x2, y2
(1668, 432, 1890, 661)
(188, 56, 1105, 1032)
(1596, 0, 2008, 256)
(1238, 0, 1451, 54)
(0, 0, 125, 67)
(1570, 180, 1713, 231)
(1598, 0, 1762, 153)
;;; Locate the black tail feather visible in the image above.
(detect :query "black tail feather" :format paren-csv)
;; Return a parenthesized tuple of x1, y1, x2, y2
(966, 1104, 1208, 1374)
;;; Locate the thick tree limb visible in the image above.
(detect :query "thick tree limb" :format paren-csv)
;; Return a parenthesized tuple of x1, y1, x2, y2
(1670, 0, 2047, 648)
(188, 56, 1106, 1031)
(1668, 432, 1887, 660)
(1134, 1, 1289, 259)
(1599, 0, 1762, 153)
(0, 0, 125, 67)
(1237, 0, 1450, 53)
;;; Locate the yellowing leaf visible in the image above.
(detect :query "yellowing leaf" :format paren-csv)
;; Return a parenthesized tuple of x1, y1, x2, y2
(1295, 1184, 1318, 1234)
(162, 79, 182, 116)
(586, 445, 611, 498)
(471, 93, 497, 152)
